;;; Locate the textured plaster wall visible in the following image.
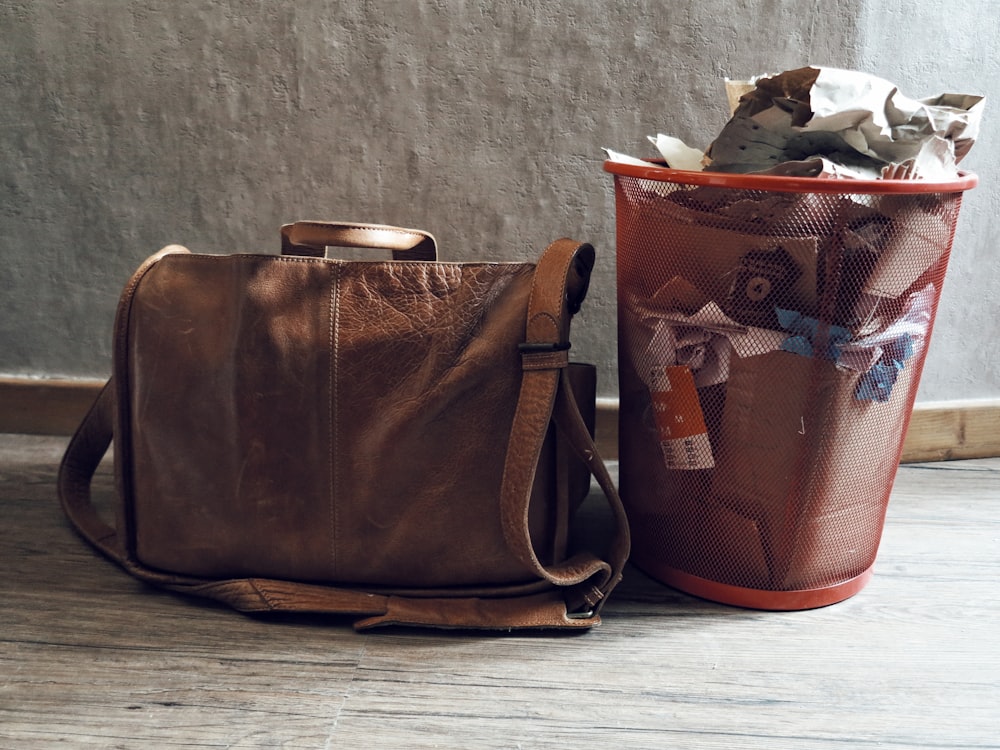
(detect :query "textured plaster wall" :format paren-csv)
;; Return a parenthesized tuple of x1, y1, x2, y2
(856, 0, 1000, 401)
(1, 1, 995, 402)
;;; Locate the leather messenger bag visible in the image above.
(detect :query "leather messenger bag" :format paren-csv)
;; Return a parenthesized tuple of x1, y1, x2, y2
(58, 221, 630, 631)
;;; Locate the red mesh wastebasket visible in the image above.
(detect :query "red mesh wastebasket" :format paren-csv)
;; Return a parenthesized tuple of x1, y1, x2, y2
(605, 160, 978, 609)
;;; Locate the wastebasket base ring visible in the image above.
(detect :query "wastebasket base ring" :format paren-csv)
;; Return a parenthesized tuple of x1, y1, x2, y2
(634, 558, 874, 611)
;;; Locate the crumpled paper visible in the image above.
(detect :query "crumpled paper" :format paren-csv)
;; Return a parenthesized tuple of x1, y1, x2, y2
(634, 297, 787, 388)
(854, 334, 914, 402)
(708, 67, 983, 179)
(840, 284, 935, 401)
(606, 66, 983, 180)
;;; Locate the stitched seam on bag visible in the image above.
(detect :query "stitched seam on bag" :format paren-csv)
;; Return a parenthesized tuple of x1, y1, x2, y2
(329, 264, 340, 580)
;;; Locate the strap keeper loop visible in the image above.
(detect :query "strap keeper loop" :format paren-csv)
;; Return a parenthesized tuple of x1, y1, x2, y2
(519, 342, 571, 371)
(517, 341, 571, 354)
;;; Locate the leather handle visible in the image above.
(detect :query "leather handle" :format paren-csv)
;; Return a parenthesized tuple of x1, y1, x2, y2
(280, 221, 437, 261)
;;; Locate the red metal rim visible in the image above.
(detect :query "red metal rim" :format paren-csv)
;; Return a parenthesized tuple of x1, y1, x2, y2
(603, 159, 979, 195)
(634, 557, 876, 611)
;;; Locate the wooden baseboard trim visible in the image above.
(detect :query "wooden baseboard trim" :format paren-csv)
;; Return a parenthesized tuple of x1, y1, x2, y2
(0, 377, 105, 437)
(2, 378, 996, 463)
(594, 397, 999, 464)
(900, 399, 1000, 462)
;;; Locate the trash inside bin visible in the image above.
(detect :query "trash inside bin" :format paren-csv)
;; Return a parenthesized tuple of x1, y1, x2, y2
(605, 162, 978, 609)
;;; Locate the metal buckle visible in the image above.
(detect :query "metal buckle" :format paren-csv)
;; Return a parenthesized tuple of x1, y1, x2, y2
(517, 341, 571, 353)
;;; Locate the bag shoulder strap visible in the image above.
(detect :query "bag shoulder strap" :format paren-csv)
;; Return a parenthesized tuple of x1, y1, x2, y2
(499, 238, 629, 619)
(57, 236, 629, 631)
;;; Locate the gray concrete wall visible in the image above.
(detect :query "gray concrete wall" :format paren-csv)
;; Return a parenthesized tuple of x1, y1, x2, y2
(1, 1, 995, 402)
(856, 0, 999, 401)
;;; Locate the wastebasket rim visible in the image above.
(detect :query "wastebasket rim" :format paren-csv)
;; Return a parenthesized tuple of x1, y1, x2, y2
(603, 159, 978, 194)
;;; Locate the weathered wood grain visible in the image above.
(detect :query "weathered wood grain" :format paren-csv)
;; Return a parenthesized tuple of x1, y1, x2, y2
(1, 435, 998, 749)
(0, 378, 104, 437)
(902, 399, 1000, 461)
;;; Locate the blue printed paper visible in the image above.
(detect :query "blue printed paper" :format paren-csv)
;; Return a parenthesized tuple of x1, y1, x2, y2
(775, 308, 851, 361)
(855, 334, 915, 402)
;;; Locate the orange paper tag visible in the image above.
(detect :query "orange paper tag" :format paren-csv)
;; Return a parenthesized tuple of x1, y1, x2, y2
(649, 365, 715, 470)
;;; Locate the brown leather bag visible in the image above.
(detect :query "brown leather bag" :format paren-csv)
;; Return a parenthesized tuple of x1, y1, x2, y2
(58, 221, 629, 631)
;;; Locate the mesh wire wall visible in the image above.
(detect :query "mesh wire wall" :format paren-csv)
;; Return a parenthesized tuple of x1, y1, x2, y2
(612, 169, 967, 608)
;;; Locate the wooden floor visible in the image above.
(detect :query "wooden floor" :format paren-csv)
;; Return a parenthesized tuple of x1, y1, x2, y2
(2, 433, 998, 749)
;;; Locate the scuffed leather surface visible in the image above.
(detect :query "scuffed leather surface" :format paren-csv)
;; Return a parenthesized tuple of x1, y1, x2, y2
(122, 253, 561, 588)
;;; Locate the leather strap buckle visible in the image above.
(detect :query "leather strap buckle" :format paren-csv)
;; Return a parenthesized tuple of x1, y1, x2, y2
(517, 341, 571, 354)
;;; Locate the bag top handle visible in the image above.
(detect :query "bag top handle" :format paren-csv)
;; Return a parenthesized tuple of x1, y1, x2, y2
(280, 221, 438, 262)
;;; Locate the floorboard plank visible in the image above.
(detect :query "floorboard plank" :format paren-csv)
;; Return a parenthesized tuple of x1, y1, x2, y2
(2, 436, 998, 748)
